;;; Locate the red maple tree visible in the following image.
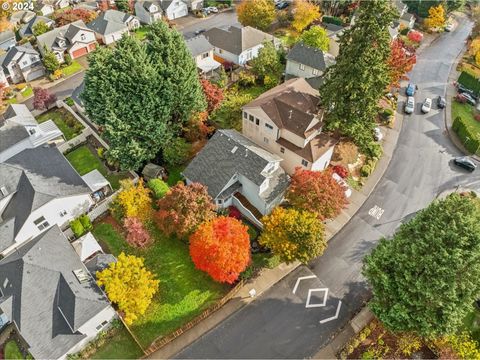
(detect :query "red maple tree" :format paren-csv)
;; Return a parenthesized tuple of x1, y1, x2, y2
(190, 217, 251, 284)
(33, 87, 57, 110)
(123, 217, 152, 248)
(54, 8, 97, 26)
(200, 79, 224, 113)
(155, 182, 216, 239)
(407, 30, 423, 43)
(388, 39, 416, 88)
(0, 83, 6, 108)
(286, 168, 348, 221)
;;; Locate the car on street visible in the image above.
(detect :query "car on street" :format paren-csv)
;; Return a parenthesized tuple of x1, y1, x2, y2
(205, 6, 218, 13)
(458, 92, 477, 106)
(276, 1, 290, 9)
(421, 98, 432, 113)
(404, 96, 415, 114)
(406, 83, 416, 96)
(453, 156, 477, 172)
(445, 23, 455, 32)
(332, 173, 352, 198)
(194, 29, 205, 35)
(374, 127, 383, 141)
(457, 84, 477, 99)
(437, 96, 446, 109)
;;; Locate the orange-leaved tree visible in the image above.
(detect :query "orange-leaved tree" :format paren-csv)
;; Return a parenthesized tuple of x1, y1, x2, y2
(259, 207, 326, 263)
(286, 168, 347, 220)
(388, 39, 416, 88)
(237, 0, 276, 31)
(190, 217, 251, 284)
(113, 178, 152, 222)
(291, 0, 321, 33)
(201, 79, 224, 114)
(155, 182, 216, 239)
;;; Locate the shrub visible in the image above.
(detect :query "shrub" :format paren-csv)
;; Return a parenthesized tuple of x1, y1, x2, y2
(475, 114, 480, 122)
(228, 205, 242, 219)
(97, 147, 105, 159)
(64, 53, 72, 66)
(332, 164, 349, 179)
(400, 27, 409, 35)
(322, 15, 343, 26)
(147, 178, 169, 199)
(16, 83, 26, 91)
(65, 97, 74, 106)
(238, 70, 256, 87)
(453, 116, 480, 154)
(456, 94, 467, 104)
(79, 214, 92, 232)
(361, 164, 372, 177)
(407, 30, 423, 43)
(70, 218, 85, 238)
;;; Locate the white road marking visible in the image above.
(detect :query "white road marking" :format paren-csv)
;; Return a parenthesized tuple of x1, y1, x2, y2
(292, 275, 317, 294)
(305, 288, 328, 308)
(368, 205, 384, 220)
(319, 301, 342, 324)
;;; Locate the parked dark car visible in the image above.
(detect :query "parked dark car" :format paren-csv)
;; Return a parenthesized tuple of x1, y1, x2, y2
(194, 29, 205, 35)
(457, 84, 477, 99)
(453, 157, 477, 172)
(406, 83, 416, 96)
(457, 92, 477, 106)
(437, 96, 446, 109)
(276, 1, 290, 9)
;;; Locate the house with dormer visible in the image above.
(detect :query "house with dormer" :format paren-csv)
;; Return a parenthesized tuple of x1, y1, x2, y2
(0, 45, 45, 84)
(242, 78, 337, 175)
(87, 10, 140, 45)
(183, 129, 290, 226)
(37, 20, 97, 63)
(160, 0, 188, 20)
(135, 1, 162, 24)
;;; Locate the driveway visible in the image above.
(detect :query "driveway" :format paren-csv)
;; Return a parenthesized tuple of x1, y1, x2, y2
(174, 18, 476, 359)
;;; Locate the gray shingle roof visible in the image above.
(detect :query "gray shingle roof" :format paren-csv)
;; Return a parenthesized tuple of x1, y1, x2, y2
(185, 35, 213, 57)
(183, 129, 282, 199)
(19, 15, 53, 38)
(85, 253, 117, 277)
(0, 122, 29, 153)
(0, 225, 111, 360)
(204, 25, 278, 56)
(87, 10, 132, 35)
(37, 20, 90, 52)
(0, 30, 15, 45)
(0, 44, 39, 68)
(287, 42, 328, 71)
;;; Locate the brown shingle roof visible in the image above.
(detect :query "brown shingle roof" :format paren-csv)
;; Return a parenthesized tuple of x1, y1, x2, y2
(277, 133, 338, 163)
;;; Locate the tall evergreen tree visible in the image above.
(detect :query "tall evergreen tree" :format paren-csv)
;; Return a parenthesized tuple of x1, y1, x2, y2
(81, 24, 205, 170)
(319, 0, 396, 157)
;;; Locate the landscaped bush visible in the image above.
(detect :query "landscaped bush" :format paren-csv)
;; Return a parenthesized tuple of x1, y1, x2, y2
(475, 114, 480, 122)
(228, 206, 242, 219)
(65, 97, 74, 106)
(79, 214, 92, 232)
(458, 71, 480, 96)
(4, 340, 23, 360)
(407, 30, 423, 43)
(148, 178, 169, 199)
(322, 15, 343, 26)
(332, 164, 349, 179)
(70, 218, 85, 238)
(400, 27, 409, 35)
(453, 116, 480, 154)
(238, 71, 256, 88)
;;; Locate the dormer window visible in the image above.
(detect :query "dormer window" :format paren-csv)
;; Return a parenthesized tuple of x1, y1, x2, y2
(29, 128, 36, 135)
(80, 33, 86, 41)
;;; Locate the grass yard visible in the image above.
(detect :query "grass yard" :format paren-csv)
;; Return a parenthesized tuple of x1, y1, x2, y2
(92, 220, 229, 349)
(5, 97, 17, 104)
(62, 60, 84, 77)
(65, 145, 129, 190)
(273, 28, 299, 48)
(36, 107, 84, 140)
(134, 26, 150, 41)
(166, 164, 186, 186)
(90, 326, 143, 359)
(21, 86, 33, 99)
(452, 101, 480, 152)
(4, 340, 23, 360)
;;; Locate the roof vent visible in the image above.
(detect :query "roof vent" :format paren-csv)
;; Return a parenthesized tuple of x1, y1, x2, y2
(231, 146, 238, 154)
(73, 269, 90, 284)
(0, 186, 8, 197)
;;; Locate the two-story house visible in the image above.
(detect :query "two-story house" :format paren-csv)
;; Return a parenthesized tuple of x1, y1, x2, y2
(394, 0, 415, 29)
(0, 45, 45, 84)
(183, 0, 203, 11)
(0, 30, 16, 50)
(183, 129, 290, 226)
(185, 34, 222, 75)
(37, 20, 97, 63)
(87, 10, 140, 45)
(204, 25, 281, 66)
(242, 78, 337, 175)
(19, 15, 55, 38)
(135, 1, 163, 24)
(0, 225, 117, 360)
(160, 0, 188, 20)
(285, 42, 335, 89)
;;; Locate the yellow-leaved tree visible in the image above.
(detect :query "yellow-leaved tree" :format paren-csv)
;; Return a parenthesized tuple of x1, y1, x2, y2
(237, 0, 276, 31)
(0, 0, 13, 32)
(113, 178, 152, 221)
(259, 207, 326, 264)
(470, 38, 480, 56)
(291, 0, 321, 33)
(97, 253, 159, 325)
(424, 4, 445, 30)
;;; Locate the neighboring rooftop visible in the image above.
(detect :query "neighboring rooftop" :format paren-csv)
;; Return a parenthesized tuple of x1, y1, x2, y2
(0, 225, 111, 359)
(87, 9, 132, 35)
(287, 42, 335, 72)
(0, 30, 15, 44)
(19, 15, 53, 38)
(185, 34, 213, 57)
(37, 20, 91, 52)
(0, 44, 39, 69)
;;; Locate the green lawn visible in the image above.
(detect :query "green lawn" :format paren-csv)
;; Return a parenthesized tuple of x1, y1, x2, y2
(452, 101, 480, 154)
(273, 28, 299, 47)
(133, 26, 150, 41)
(65, 145, 129, 190)
(62, 60, 84, 77)
(21, 86, 33, 99)
(90, 327, 143, 359)
(166, 164, 186, 186)
(6, 97, 17, 104)
(4, 340, 23, 360)
(36, 108, 84, 140)
(92, 222, 229, 349)
(463, 307, 480, 343)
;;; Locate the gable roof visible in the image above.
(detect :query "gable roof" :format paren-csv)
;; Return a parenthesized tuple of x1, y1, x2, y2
(87, 10, 133, 35)
(183, 129, 282, 199)
(0, 30, 15, 45)
(243, 78, 323, 138)
(204, 25, 278, 56)
(37, 20, 92, 52)
(0, 44, 39, 69)
(0, 104, 38, 153)
(185, 35, 213, 57)
(287, 42, 332, 71)
(0, 225, 111, 360)
(19, 15, 53, 38)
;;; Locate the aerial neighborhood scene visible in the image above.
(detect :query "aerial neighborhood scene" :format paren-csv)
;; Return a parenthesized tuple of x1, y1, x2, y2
(1, 0, 480, 359)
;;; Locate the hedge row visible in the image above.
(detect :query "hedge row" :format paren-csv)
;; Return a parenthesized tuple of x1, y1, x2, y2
(322, 16, 344, 26)
(458, 71, 480, 96)
(452, 116, 480, 155)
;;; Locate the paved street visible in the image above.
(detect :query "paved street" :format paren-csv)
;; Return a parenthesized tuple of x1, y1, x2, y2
(175, 19, 476, 359)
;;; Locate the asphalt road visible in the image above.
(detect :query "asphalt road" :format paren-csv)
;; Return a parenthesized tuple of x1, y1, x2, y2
(175, 19, 477, 359)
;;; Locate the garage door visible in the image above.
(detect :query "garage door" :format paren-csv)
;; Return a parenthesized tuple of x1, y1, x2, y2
(26, 68, 45, 82)
(72, 47, 88, 59)
(174, 8, 187, 19)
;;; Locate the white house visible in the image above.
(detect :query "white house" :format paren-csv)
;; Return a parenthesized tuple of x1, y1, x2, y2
(87, 10, 140, 45)
(135, 1, 162, 24)
(183, 0, 203, 11)
(36, 2, 55, 16)
(0, 69, 8, 86)
(37, 20, 97, 63)
(160, 0, 188, 20)
(185, 34, 222, 75)
(0, 225, 117, 360)
(183, 129, 290, 226)
(54, 0, 70, 9)
(0, 45, 45, 84)
(204, 25, 281, 65)
(242, 78, 337, 175)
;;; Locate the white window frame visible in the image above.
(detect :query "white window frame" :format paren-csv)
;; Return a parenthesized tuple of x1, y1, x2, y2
(301, 159, 308, 167)
(299, 63, 305, 71)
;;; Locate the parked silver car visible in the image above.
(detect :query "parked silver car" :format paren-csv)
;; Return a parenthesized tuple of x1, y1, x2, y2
(404, 96, 415, 114)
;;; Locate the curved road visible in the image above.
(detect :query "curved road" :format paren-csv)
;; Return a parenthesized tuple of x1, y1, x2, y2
(175, 18, 476, 359)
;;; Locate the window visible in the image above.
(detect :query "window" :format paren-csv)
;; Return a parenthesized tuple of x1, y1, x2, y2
(312, 69, 319, 76)
(299, 63, 305, 71)
(301, 159, 308, 167)
(22, 60, 28, 66)
(280, 147, 285, 154)
(201, 52, 209, 59)
(101, 320, 108, 326)
(219, 49, 223, 54)
(265, 123, 273, 130)
(249, 114, 254, 122)
(217, 199, 223, 204)
(263, 137, 269, 144)
(243, 112, 247, 119)
(80, 33, 86, 40)
(96, 324, 102, 331)
(33, 216, 49, 231)
(255, 118, 260, 126)
(59, 210, 67, 217)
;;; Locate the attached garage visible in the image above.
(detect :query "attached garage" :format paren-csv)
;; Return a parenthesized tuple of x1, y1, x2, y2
(71, 47, 88, 59)
(25, 67, 45, 82)
(172, 7, 187, 19)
